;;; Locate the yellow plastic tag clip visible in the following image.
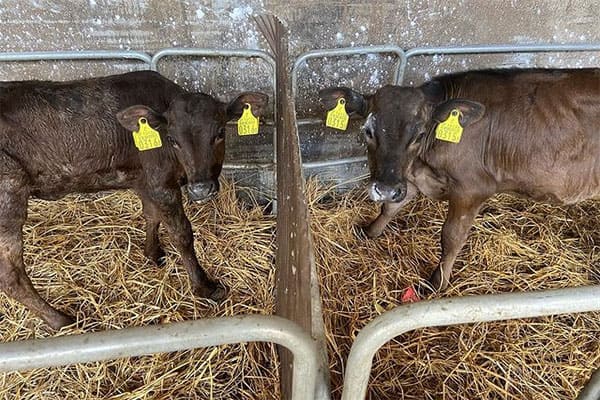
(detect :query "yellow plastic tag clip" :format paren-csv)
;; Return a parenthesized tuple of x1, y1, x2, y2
(133, 117, 162, 151)
(435, 109, 463, 143)
(237, 103, 259, 136)
(325, 98, 349, 131)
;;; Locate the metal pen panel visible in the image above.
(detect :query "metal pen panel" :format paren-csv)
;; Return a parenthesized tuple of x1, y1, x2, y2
(0, 315, 318, 400)
(340, 285, 600, 400)
(291, 45, 406, 99)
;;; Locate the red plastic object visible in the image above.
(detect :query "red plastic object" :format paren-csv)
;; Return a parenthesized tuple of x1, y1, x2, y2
(401, 286, 420, 303)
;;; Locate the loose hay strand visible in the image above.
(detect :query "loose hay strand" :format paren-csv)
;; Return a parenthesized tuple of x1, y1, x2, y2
(0, 179, 598, 399)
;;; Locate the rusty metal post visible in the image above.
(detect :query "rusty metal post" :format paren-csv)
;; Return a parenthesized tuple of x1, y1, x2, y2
(255, 14, 331, 400)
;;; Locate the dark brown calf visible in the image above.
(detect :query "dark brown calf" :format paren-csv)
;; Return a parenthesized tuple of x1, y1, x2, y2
(321, 69, 600, 292)
(0, 70, 268, 329)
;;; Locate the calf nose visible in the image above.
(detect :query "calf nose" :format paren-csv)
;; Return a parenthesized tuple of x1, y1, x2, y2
(369, 182, 406, 202)
(187, 180, 219, 202)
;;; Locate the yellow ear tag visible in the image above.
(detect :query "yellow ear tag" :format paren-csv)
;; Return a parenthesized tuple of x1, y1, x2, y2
(326, 98, 349, 131)
(237, 103, 259, 136)
(435, 109, 463, 143)
(133, 117, 162, 151)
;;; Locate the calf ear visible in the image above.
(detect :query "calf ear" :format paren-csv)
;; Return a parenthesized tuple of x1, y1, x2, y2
(116, 105, 166, 132)
(432, 99, 485, 127)
(319, 87, 370, 117)
(226, 92, 269, 120)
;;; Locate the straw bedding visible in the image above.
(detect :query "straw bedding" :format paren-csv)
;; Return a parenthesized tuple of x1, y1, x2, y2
(1, 179, 598, 399)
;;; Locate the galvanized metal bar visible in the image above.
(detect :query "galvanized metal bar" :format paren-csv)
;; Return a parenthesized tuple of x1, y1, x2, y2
(0, 50, 152, 66)
(401, 42, 600, 83)
(577, 367, 600, 400)
(303, 156, 367, 170)
(0, 315, 318, 400)
(150, 47, 276, 71)
(341, 285, 600, 400)
(291, 45, 406, 100)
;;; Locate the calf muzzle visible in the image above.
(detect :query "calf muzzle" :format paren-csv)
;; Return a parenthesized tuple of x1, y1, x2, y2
(187, 180, 219, 202)
(369, 181, 406, 203)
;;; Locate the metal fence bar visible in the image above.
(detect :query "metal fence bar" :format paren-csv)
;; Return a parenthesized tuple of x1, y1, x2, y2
(291, 45, 406, 100)
(0, 50, 152, 66)
(0, 315, 318, 400)
(340, 285, 600, 400)
(150, 47, 276, 71)
(150, 47, 278, 177)
(402, 42, 600, 83)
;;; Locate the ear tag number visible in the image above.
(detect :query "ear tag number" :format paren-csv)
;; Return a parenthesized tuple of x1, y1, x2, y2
(237, 103, 259, 136)
(133, 117, 162, 151)
(435, 109, 463, 143)
(326, 98, 349, 131)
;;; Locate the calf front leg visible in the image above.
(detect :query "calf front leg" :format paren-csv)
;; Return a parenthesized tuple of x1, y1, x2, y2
(142, 188, 226, 301)
(363, 183, 417, 238)
(139, 195, 166, 266)
(428, 195, 486, 292)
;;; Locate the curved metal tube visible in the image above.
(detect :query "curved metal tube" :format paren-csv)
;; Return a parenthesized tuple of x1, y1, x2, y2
(0, 315, 318, 400)
(150, 47, 275, 71)
(341, 285, 600, 400)
(401, 42, 600, 83)
(0, 50, 152, 66)
(291, 45, 407, 99)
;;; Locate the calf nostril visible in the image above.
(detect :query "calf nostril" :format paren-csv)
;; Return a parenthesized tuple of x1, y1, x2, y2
(373, 183, 382, 196)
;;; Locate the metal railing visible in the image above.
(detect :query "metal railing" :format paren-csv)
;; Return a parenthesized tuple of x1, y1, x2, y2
(0, 50, 152, 65)
(340, 285, 600, 400)
(0, 315, 319, 400)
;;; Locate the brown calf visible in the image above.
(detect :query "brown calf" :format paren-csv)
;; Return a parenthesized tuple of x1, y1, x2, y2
(0, 70, 268, 329)
(321, 69, 600, 291)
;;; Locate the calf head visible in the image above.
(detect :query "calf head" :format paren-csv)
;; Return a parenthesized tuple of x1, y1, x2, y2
(320, 83, 484, 202)
(117, 91, 268, 201)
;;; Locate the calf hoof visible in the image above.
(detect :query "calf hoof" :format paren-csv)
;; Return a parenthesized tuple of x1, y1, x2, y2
(146, 248, 167, 267)
(46, 311, 76, 331)
(427, 268, 448, 293)
(194, 281, 228, 303)
(355, 223, 382, 239)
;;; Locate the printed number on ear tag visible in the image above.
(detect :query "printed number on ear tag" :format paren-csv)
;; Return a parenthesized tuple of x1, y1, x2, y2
(326, 98, 349, 131)
(435, 109, 463, 143)
(237, 103, 259, 136)
(133, 117, 162, 151)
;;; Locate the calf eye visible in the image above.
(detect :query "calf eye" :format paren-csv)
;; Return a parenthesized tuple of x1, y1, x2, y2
(216, 127, 226, 141)
(166, 135, 180, 149)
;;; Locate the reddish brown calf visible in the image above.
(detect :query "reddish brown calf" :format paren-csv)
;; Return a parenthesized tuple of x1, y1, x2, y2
(321, 69, 600, 292)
